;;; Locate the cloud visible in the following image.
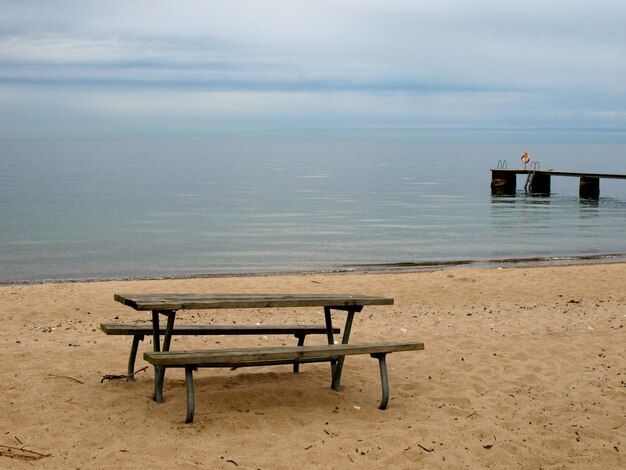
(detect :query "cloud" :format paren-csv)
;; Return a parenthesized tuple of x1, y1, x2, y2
(1, 0, 626, 140)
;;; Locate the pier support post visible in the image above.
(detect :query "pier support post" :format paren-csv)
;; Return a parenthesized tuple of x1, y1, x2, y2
(491, 171, 516, 196)
(579, 176, 600, 199)
(529, 173, 551, 195)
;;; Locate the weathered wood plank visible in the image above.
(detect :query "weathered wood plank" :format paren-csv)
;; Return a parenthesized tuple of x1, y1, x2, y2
(144, 341, 424, 366)
(100, 323, 339, 336)
(114, 293, 394, 311)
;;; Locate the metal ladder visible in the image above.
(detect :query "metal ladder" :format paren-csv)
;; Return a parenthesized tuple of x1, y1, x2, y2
(524, 161, 541, 193)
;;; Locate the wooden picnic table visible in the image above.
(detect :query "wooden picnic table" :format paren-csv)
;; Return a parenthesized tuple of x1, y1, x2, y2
(113, 293, 394, 403)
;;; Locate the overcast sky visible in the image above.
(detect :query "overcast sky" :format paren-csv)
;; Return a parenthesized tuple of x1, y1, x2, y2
(1, 0, 625, 141)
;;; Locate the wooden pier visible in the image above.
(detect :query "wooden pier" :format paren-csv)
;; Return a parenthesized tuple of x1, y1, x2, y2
(491, 168, 626, 198)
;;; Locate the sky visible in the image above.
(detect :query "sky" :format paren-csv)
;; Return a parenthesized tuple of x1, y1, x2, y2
(1, 0, 626, 142)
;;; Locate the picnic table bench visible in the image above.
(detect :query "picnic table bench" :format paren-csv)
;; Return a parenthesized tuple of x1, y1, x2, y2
(145, 341, 424, 422)
(100, 323, 340, 379)
(111, 293, 424, 422)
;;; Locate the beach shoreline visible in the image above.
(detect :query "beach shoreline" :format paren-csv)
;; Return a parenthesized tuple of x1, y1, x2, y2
(1, 262, 624, 468)
(3, 251, 626, 286)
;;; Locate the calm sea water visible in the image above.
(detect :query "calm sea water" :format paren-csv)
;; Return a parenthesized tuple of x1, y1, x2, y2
(1, 141, 625, 283)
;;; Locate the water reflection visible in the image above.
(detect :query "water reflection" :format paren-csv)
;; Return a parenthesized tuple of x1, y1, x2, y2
(579, 198, 599, 210)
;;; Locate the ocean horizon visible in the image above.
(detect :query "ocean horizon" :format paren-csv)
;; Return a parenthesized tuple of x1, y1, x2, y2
(1, 140, 625, 283)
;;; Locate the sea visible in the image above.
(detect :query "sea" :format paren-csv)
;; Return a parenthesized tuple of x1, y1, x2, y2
(1, 140, 625, 283)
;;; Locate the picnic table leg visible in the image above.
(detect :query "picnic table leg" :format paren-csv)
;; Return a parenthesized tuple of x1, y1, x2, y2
(151, 311, 161, 400)
(153, 310, 176, 403)
(323, 307, 338, 384)
(324, 306, 362, 391)
(127, 334, 144, 382)
(293, 333, 306, 373)
(185, 366, 196, 423)
(330, 307, 358, 391)
(151, 311, 161, 352)
(371, 353, 390, 409)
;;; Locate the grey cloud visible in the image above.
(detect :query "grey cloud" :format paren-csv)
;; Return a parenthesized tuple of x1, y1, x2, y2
(1, 0, 626, 140)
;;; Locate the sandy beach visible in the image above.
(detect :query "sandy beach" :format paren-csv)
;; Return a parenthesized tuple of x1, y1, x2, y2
(1, 263, 624, 469)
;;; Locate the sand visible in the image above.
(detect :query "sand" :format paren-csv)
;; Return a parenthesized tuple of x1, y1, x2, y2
(0, 263, 624, 469)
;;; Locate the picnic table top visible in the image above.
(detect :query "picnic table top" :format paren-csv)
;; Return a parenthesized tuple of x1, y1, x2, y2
(114, 293, 394, 311)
